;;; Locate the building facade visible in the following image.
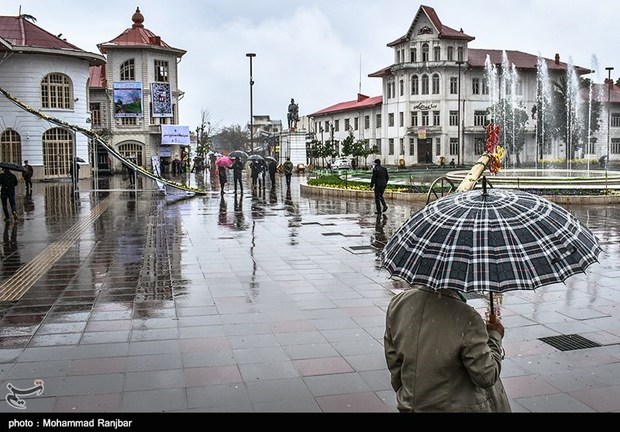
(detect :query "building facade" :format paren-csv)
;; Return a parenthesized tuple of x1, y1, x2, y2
(308, 5, 619, 168)
(0, 14, 105, 180)
(90, 7, 187, 174)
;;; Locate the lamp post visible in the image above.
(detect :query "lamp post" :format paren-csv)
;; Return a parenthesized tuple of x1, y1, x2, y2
(246, 53, 256, 153)
(456, 60, 464, 166)
(606, 66, 614, 171)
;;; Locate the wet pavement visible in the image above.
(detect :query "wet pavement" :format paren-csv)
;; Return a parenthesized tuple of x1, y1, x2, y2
(0, 171, 619, 413)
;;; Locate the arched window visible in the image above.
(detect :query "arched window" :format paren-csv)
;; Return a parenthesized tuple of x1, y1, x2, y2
(120, 59, 135, 81)
(118, 142, 144, 167)
(41, 73, 73, 109)
(432, 73, 440, 94)
(422, 43, 430, 62)
(42, 128, 73, 177)
(411, 75, 419, 95)
(0, 130, 22, 163)
(421, 74, 430, 95)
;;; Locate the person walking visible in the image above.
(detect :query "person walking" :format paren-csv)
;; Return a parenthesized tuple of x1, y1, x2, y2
(231, 157, 244, 194)
(369, 159, 389, 214)
(22, 160, 33, 194)
(283, 157, 294, 188)
(384, 285, 511, 412)
(267, 159, 277, 188)
(0, 167, 19, 222)
(250, 161, 261, 192)
(218, 165, 227, 195)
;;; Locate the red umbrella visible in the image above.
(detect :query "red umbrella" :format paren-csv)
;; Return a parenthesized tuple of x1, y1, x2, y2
(215, 156, 233, 168)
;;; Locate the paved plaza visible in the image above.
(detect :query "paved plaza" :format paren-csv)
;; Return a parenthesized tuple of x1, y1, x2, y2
(0, 171, 619, 414)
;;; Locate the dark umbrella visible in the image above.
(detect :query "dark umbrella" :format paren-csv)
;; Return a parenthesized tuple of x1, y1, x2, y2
(74, 157, 86, 163)
(264, 156, 278, 166)
(247, 154, 264, 162)
(380, 178, 602, 320)
(229, 150, 249, 162)
(0, 162, 26, 172)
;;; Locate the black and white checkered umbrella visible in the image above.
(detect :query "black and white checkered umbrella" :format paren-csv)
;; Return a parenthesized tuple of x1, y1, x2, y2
(381, 186, 602, 294)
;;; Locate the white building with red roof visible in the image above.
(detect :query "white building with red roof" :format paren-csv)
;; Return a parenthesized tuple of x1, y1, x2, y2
(0, 13, 105, 180)
(308, 4, 620, 168)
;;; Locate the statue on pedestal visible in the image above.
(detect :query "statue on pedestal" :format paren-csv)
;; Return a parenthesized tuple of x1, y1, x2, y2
(287, 98, 299, 130)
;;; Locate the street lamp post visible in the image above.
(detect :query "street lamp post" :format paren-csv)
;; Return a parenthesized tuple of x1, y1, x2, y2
(606, 66, 614, 171)
(246, 53, 256, 153)
(456, 60, 464, 166)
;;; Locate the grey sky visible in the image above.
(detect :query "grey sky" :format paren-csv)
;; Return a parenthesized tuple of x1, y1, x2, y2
(5, 0, 618, 131)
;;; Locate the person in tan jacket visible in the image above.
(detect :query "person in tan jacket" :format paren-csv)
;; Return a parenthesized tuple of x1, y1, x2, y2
(384, 285, 511, 412)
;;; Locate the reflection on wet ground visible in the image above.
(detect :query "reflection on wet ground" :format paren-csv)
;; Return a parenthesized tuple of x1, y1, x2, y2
(0, 171, 619, 413)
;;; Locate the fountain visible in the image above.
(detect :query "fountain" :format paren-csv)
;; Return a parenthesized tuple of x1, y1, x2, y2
(448, 50, 620, 191)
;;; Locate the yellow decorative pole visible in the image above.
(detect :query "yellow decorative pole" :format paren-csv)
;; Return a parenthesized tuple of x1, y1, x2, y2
(456, 123, 504, 192)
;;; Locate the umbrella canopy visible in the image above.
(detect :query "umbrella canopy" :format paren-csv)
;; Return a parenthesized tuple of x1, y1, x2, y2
(0, 162, 26, 172)
(247, 154, 264, 161)
(381, 183, 602, 294)
(229, 150, 249, 162)
(215, 156, 233, 168)
(265, 156, 278, 165)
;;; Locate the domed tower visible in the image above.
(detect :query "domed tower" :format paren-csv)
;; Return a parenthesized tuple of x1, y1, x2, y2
(92, 7, 187, 174)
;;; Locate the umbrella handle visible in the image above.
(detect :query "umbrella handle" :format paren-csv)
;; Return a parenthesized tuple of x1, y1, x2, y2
(488, 292, 496, 323)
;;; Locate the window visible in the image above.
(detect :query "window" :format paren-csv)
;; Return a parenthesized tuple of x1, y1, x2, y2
(376, 138, 382, 154)
(421, 111, 429, 126)
(612, 138, 620, 154)
(399, 138, 404, 156)
(388, 113, 395, 127)
(354, 117, 359, 131)
(474, 137, 485, 154)
(154, 60, 169, 82)
(0, 129, 21, 163)
(335, 119, 340, 132)
(120, 117, 137, 126)
(364, 115, 370, 129)
(433, 111, 440, 126)
(119, 142, 144, 167)
(344, 118, 350, 131)
(409, 138, 415, 155)
(324, 121, 329, 131)
(410, 48, 417, 63)
(447, 46, 454, 61)
(422, 74, 430, 95)
(399, 112, 404, 127)
(43, 127, 73, 177)
(435, 138, 441, 156)
(472, 78, 481, 95)
(411, 75, 419, 95)
(450, 138, 458, 155)
(611, 113, 620, 127)
(376, 113, 381, 128)
(450, 77, 458, 94)
(482, 79, 489, 95)
(457, 46, 464, 62)
(399, 79, 404, 96)
(432, 73, 440, 94)
(120, 59, 135, 81)
(389, 138, 394, 155)
(433, 46, 441, 61)
(474, 110, 487, 126)
(422, 43, 429, 62)
(449, 110, 458, 126)
(90, 103, 102, 126)
(41, 73, 73, 109)
(411, 111, 419, 127)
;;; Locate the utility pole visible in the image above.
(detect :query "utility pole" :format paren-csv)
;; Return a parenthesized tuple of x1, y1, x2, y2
(246, 53, 256, 153)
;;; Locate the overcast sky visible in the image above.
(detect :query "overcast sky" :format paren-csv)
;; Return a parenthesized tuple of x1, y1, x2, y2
(4, 0, 619, 131)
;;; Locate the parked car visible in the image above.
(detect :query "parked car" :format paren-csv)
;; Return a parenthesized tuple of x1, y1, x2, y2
(332, 158, 351, 170)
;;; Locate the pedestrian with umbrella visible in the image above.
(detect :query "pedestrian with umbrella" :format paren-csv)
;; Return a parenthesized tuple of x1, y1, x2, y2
(231, 157, 244, 195)
(381, 178, 602, 412)
(217, 165, 228, 195)
(0, 166, 18, 222)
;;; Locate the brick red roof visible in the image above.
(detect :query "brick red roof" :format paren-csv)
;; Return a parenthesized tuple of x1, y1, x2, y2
(88, 64, 107, 89)
(0, 15, 104, 65)
(97, 7, 185, 57)
(309, 94, 383, 117)
(388, 5, 475, 47)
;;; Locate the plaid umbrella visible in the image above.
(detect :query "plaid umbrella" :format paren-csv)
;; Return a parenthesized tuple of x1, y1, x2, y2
(381, 184, 602, 296)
